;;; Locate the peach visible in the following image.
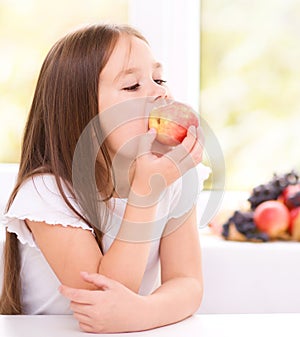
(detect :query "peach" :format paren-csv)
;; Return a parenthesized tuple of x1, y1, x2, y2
(148, 101, 199, 146)
(253, 200, 290, 238)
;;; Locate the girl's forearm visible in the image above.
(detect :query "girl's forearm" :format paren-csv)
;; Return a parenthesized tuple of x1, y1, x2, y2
(98, 183, 160, 293)
(135, 277, 203, 331)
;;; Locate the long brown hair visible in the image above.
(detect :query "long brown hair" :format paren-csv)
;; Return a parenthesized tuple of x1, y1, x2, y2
(0, 23, 147, 314)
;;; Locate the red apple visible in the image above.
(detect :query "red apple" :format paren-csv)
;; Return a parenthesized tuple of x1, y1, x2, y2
(253, 200, 290, 238)
(289, 207, 300, 241)
(148, 101, 199, 146)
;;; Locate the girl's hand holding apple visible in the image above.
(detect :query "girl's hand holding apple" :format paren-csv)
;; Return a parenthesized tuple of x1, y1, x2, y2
(130, 106, 203, 204)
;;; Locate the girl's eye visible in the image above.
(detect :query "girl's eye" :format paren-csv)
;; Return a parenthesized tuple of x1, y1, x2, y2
(154, 79, 167, 85)
(123, 83, 140, 91)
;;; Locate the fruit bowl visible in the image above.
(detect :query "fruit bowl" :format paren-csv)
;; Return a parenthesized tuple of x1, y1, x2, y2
(211, 170, 300, 242)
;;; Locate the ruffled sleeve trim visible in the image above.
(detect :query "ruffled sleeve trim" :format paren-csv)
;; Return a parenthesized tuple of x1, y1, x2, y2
(1, 174, 94, 249)
(1, 216, 94, 249)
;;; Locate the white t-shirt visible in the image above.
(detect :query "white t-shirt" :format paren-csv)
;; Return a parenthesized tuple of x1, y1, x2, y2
(1, 164, 210, 314)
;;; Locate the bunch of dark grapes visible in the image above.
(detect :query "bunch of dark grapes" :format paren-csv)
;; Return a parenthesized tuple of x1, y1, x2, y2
(288, 192, 300, 208)
(222, 210, 269, 242)
(248, 170, 299, 210)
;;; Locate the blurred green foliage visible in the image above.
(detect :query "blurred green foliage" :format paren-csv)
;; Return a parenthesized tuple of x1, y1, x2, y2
(0, 0, 128, 162)
(2, 0, 300, 191)
(200, 0, 300, 190)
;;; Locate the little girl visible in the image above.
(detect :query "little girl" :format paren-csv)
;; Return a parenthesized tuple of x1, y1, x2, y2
(0, 23, 210, 333)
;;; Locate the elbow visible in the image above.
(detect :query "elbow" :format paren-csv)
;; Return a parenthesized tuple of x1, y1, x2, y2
(196, 281, 204, 311)
(98, 261, 141, 294)
(189, 277, 204, 314)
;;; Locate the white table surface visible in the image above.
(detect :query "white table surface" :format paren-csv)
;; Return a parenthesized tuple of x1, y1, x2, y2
(198, 233, 300, 314)
(1, 314, 300, 337)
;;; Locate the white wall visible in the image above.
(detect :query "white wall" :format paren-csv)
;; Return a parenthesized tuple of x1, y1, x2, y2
(129, 0, 200, 111)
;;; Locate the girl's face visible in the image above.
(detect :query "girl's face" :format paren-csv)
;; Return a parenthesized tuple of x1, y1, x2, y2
(98, 34, 172, 159)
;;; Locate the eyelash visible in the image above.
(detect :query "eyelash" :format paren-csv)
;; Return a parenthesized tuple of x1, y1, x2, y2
(123, 83, 140, 91)
(123, 80, 167, 92)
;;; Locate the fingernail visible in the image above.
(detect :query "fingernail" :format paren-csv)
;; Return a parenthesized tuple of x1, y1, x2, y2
(148, 128, 156, 134)
(80, 271, 89, 278)
(189, 125, 196, 136)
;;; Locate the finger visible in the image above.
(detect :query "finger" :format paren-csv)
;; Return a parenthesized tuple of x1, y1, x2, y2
(191, 126, 205, 162)
(73, 310, 92, 325)
(80, 271, 114, 290)
(184, 125, 204, 161)
(175, 127, 204, 173)
(137, 128, 157, 155)
(177, 137, 204, 174)
(190, 141, 204, 165)
(196, 125, 205, 149)
(78, 322, 95, 333)
(70, 301, 92, 315)
(59, 285, 98, 304)
(183, 125, 200, 151)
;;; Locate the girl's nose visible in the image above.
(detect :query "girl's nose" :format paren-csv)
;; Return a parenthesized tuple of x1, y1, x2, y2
(148, 81, 169, 100)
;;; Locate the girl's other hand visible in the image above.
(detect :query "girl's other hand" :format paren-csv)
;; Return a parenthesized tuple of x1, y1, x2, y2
(59, 272, 146, 333)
